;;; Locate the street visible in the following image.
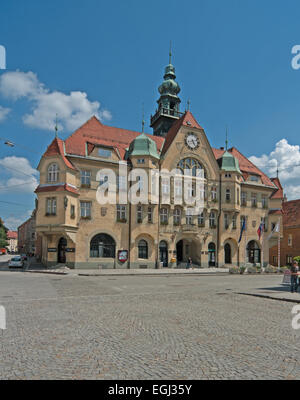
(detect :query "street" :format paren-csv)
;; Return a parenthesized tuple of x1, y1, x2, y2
(0, 268, 299, 380)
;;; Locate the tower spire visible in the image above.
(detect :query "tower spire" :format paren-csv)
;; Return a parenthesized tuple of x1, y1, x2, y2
(142, 103, 145, 133)
(225, 126, 228, 151)
(150, 44, 182, 137)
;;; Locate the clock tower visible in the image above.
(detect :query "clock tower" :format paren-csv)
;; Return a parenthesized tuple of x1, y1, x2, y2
(150, 50, 183, 137)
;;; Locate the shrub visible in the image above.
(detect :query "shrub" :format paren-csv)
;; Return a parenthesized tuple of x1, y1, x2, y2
(280, 266, 289, 273)
(229, 266, 240, 274)
(294, 256, 300, 264)
(239, 266, 246, 274)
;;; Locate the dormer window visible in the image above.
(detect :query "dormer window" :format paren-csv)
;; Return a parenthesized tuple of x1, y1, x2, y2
(47, 163, 59, 183)
(250, 175, 259, 182)
(98, 148, 111, 158)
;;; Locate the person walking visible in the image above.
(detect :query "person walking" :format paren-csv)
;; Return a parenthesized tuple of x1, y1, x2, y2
(290, 260, 299, 293)
(186, 257, 192, 270)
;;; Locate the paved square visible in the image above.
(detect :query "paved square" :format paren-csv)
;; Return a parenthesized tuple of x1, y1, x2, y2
(0, 271, 299, 380)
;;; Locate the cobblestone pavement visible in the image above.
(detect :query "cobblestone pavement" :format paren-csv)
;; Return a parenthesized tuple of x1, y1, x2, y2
(0, 272, 299, 380)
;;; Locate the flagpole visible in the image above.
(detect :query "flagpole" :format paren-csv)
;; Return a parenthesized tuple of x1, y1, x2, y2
(278, 219, 280, 272)
(261, 227, 264, 270)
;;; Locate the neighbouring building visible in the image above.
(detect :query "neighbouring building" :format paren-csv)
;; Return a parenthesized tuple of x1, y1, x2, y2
(6, 231, 18, 253)
(35, 57, 283, 269)
(18, 210, 36, 255)
(270, 199, 300, 266)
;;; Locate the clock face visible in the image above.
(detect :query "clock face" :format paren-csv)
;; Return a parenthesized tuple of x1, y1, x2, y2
(185, 133, 199, 150)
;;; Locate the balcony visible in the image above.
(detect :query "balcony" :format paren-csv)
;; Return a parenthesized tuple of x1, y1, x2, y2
(182, 224, 198, 232)
(150, 107, 184, 126)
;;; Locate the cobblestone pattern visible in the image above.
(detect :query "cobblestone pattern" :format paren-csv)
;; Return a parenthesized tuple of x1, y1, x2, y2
(0, 272, 299, 380)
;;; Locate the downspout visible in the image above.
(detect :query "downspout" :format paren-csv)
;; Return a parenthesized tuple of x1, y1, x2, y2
(127, 161, 132, 269)
(156, 160, 161, 269)
(217, 172, 222, 268)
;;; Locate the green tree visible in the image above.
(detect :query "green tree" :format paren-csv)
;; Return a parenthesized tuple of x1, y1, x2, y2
(0, 218, 8, 248)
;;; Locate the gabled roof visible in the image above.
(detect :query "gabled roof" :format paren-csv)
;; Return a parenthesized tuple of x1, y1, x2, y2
(64, 116, 165, 160)
(7, 231, 17, 239)
(162, 111, 203, 155)
(43, 137, 75, 170)
(283, 200, 300, 228)
(270, 177, 284, 199)
(212, 147, 276, 187)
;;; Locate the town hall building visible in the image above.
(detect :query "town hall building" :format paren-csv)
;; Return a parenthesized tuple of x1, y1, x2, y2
(34, 57, 283, 269)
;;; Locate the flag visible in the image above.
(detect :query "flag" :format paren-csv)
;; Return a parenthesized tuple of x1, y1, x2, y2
(268, 221, 280, 240)
(257, 222, 264, 240)
(238, 219, 246, 244)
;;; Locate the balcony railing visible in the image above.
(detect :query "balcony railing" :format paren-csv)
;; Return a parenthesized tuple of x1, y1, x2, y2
(150, 107, 184, 125)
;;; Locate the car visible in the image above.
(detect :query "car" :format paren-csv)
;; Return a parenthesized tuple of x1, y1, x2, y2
(8, 256, 24, 268)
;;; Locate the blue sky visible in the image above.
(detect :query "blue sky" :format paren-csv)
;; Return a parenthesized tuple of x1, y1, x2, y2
(1, 0, 300, 229)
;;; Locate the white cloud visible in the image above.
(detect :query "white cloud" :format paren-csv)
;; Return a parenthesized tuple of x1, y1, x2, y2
(249, 139, 300, 200)
(0, 70, 112, 131)
(0, 156, 38, 193)
(0, 105, 10, 122)
(3, 210, 32, 231)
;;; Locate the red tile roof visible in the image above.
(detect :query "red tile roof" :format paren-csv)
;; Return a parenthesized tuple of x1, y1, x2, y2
(270, 177, 284, 199)
(43, 137, 76, 170)
(283, 200, 300, 227)
(35, 184, 79, 195)
(212, 147, 276, 187)
(162, 111, 203, 155)
(64, 116, 165, 160)
(7, 231, 17, 239)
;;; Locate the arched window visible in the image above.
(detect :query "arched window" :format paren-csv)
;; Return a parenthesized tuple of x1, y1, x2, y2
(47, 163, 59, 182)
(208, 242, 216, 266)
(138, 239, 148, 259)
(176, 158, 206, 178)
(90, 234, 116, 258)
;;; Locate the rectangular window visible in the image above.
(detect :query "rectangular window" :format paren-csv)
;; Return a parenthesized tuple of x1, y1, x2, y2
(80, 170, 91, 186)
(211, 187, 217, 201)
(232, 214, 237, 229)
(226, 189, 231, 202)
(251, 193, 257, 207)
(160, 208, 168, 224)
(241, 192, 247, 206)
(198, 212, 204, 226)
(287, 255, 293, 266)
(209, 212, 216, 228)
(137, 205, 143, 223)
(237, 189, 240, 205)
(80, 201, 91, 218)
(174, 208, 181, 225)
(147, 207, 153, 223)
(137, 158, 145, 164)
(262, 195, 267, 209)
(273, 256, 278, 265)
(70, 205, 75, 219)
(46, 197, 56, 215)
(162, 177, 170, 195)
(117, 205, 127, 222)
(224, 213, 229, 229)
(288, 235, 292, 247)
(98, 148, 111, 158)
(186, 208, 193, 225)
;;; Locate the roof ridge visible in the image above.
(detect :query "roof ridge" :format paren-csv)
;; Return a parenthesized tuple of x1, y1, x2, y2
(230, 147, 275, 187)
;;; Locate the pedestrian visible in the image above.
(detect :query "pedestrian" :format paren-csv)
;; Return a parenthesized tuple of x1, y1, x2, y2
(186, 257, 192, 270)
(290, 260, 299, 293)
